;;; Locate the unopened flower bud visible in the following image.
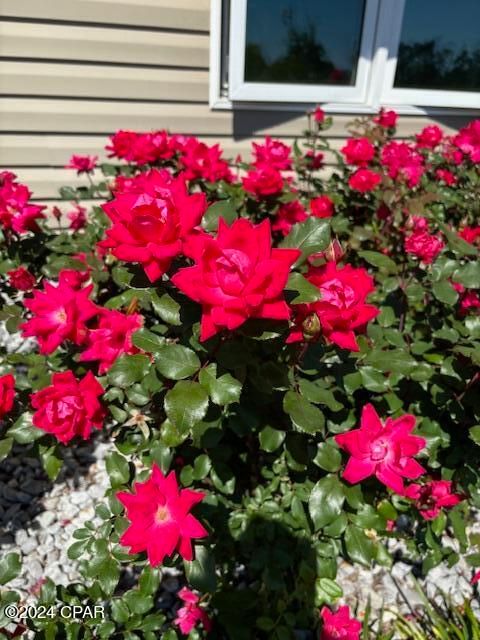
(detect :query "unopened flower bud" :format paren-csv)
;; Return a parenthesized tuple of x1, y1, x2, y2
(324, 239, 345, 263)
(302, 313, 321, 339)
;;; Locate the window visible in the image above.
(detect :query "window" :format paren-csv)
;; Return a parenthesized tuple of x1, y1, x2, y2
(211, 0, 480, 111)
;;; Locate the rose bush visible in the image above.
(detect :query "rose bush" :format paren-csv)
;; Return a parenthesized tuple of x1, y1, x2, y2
(0, 107, 479, 639)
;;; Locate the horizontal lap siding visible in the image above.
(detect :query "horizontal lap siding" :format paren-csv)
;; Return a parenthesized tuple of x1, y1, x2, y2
(0, 1, 469, 200)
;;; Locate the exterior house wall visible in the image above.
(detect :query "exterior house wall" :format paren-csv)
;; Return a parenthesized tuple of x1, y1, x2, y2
(0, 0, 473, 201)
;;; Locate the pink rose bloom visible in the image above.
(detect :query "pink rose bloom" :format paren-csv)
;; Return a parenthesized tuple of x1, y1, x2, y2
(106, 130, 174, 165)
(415, 125, 443, 149)
(381, 141, 424, 187)
(80, 309, 143, 373)
(106, 130, 139, 162)
(373, 108, 398, 128)
(117, 465, 208, 566)
(252, 136, 292, 171)
(7, 266, 36, 291)
(31, 371, 105, 444)
(320, 605, 361, 640)
(67, 204, 87, 231)
(454, 119, 480, 162)
(341, 137, 375, 166)
(335, 404, 426, 494)
(435, 169, 457, 186)
(179, 138, 233, 182)
(101, 169, 207, 282)
(287, 262, 379, 351)
(0, 374, 15, 419)
(310, 195, 334, 218)
(459, 290, 480, 315)
(174, 587, 212, 635)
(242, 166, 284, 197)
(21, 270, 98, 354)
(65, 154, 98, 173)
(172, 218, 300, 341)
(348, 168, 381, 192)
(272, 201, 308, 236)
(404, 230, 444, 264)
(405, 480, 461, 520)
(313, 106, 325, 123)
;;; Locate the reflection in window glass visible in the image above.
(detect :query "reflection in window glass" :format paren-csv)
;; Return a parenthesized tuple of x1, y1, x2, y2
(244, 0, 366, 85)
(395, 0, 480, 91)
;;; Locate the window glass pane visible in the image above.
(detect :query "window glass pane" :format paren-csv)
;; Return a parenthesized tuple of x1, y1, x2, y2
(244, 0, 366, 85)
(395, 0, 480, 91)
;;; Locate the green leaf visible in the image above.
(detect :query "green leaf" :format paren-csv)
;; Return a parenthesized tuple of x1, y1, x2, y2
(97, 558, 120, 596)
(0, 553, 21, 585)
(285, 272, 321, 304)
(199, 364, 242, 405)
(0, 438, 13, 462)
(107, 354, 151, 388)
(283, 391, 325, 434)
(364, 349, 416, 376)
(308, 475, 344, 530)
(184, 546, 217, 592)
(202, 200, 237, 232)
(41, 446, 63, 481)
(469, 426, 480, 445)
(164, 381, 209, 433)
(344, 525, 375, 566)
(105, 451, 130, 488)
(439, 223, 478, 256)
(358, 250, 397, 273)
(151, 291, 181, 326)
(259, 426, 286, 452)
(7, 412, 43, 444)
(280, 216, 330, 266)
(299, 379, 343, 411)
(453, 261, 480, 288)
(111, 599, 130, 624)
(156, 344, 201, 380)
(314, 442, 341, 472)
(314, 578, 343, 607)
(67, 539, 89, 560)
(131, 328, 165, 353)
(432, 280, 459, 305)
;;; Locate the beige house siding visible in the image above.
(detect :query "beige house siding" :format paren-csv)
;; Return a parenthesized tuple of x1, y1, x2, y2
(0, 0, 473, 201)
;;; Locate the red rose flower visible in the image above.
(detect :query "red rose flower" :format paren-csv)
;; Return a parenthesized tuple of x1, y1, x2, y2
(320, 605, 361, 640)
(106, 130, 174, 165)
(454, 119, 480, 162)
(272, 201, 308, 236)
(174, 588, 212, 635)
(67, 204, 87, 230)
(65, 154, 98, 173)
(0, 171, 45, 234)
(21, 270, 98, 354)
(117, 464, 208, 566)
(0, 374, 15, 419)
(405, 480, 461, 520)
(305, 150, 324, 169)
(172, 218, 300, 341)
(313, 106, 325, 123)
(404, 229, 444, 264)
(80, 309, 143, 374)
(459, 226, 480, 244)
(179, 138, 233, 182)
(381, 141, 424, 187)
(335, 404, 426, 494)
(101, 169, 207, 282)
(415, 125, 443, 149)
(435, 168, 457, 186)
(310, 195, 334, 218)
(287, 262, 379, 351)
(31, 371, 105, 444)
(252, 136, 292, 171)
(7, 267, 36, 291)
(341, 137, 375, 166)
(373, 108, 398, 128)
(242, 166, 284, 198)
(348, 168, 381, 192)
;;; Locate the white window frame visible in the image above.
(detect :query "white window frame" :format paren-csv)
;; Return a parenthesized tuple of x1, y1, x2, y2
(228, 0, 380, 103)
(210, 0, 480, 114)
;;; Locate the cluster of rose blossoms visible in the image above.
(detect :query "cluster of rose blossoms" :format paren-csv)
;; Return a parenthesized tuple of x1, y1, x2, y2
(2, 106, 479, 637)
